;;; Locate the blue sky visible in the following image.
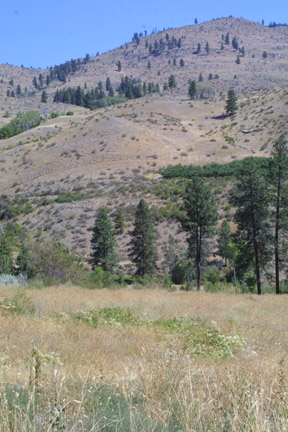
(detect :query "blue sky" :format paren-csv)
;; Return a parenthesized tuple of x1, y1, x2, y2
(1, 0, 287, 68)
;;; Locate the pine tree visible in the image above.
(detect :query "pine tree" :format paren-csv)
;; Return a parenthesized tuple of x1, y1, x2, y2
(90, 208, 117, 271)
(168, 75, 176, 88)
(114, 209, 125, 234)
(198, 72, 203, 82)
(129, 199, 158, 276)
(218, 221, 232, 266)
(205, 42, 210, 54)
(230, 158, 271, 295)
(226, 89, 238, 116)
(16, 84, 22, 96)
(182, 178, 218, 290)
(270, 137, 288, 294)
(41, 91, 48, 103)
(188, 80, 197, 99)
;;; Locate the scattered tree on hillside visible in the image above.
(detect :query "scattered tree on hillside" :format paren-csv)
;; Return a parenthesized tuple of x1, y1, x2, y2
(230, 158, 271, 295)
(16, 84, 22, 96)
(188, 80, 197, 99)
(182, 178, 218, 290)
(180, 59, 185, 67)
(90, 208, 118, 271)
(198, 72, 203, 82)
(232, 37, 238, 50)
(226, 89, 238, 116)
(205, 42, 210, 54)
(197, 43, 201, 53)
(129, 199, 158, 276)
(225, 32, 230, 44)
(117, 60, 122, 71)
(168, 75, 176, 88)
(41, 91, 48, 103)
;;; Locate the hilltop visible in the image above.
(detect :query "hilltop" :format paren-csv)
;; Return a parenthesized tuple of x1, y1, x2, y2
(0, 17, 288, 260)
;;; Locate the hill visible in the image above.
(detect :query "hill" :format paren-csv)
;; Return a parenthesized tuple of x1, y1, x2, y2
(0, 17, 288, 261)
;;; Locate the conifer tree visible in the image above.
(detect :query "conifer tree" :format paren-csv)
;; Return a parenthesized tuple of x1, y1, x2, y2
(41, 91, 48, 103)
(188, 80, 197, 99)
(270, 137, 288, 294)
(90, 208, 117, 271)
(230, 158, 271, 295)
(226, 89, 238, 116)
(182, 178, 218, 290)
(218, 220, 232, 266)
(129, 199, 158, 276)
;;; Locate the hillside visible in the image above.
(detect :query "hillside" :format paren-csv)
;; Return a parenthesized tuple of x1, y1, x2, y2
(0, 17, 288, 261)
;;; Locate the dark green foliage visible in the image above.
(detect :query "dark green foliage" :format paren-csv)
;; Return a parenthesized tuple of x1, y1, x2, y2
(182, 178, 218, 290)
(236, 56, 241, 64)
(232, 37, 238, 50)
(226, 89, 238, 116)
(16, 84, 22, 96)
(225, 32, 230, 44)
(23, 240, 84, 284)
(270, 137, 288, 294)
(188, 80, 197, 99)
(0, 111, 42, 139)
(41, 91, 48, 103)
(90, 208, 117, 272)
(205, 42, 210, 54)
(197, 43, 201, 53)
(117, 76, 142, 98)
(117, 60, 122, 71)
(16, 243, 32, 277)
(180, 59, 185, 67)
(54, 85, 124, 109)
(168, 75, 176, 88)
(113, 209, 125, 234)
(263, 51, 268, 59)
(198, 72, 203, 82)
(162, 157, 270, 179)
(230, 158, 271, 295)
(218, 221, 232, 265)
(0, 236, 13, 274)
(129, 199, 158, 276)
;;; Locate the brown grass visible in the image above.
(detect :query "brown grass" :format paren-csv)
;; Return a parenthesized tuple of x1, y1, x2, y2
(0, 285, 287, 430)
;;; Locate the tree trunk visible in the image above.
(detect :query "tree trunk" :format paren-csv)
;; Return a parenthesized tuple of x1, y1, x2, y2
(275, 170, 281, 294)
(254, 244, 261, 295)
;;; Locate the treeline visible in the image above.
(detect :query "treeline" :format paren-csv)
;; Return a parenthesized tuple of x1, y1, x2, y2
(32, 55, 91, 89)
(0, 111, 42, 139)
(162, 157, 270, 179)
(53, 77, 160, 109)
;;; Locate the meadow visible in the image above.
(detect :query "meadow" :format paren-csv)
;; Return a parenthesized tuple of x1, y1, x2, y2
(0, 285, 287, 431)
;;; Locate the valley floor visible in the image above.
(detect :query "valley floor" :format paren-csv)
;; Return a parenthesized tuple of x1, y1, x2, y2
(0, 285, 287, 430)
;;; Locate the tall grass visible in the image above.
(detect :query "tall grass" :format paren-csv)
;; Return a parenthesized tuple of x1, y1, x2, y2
(0, 286, 287, 430)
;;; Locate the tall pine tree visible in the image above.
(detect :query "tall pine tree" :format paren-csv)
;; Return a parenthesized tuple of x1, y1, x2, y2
(129, 199, 158, 276)
(230, 158, 271, 295)
(90, 208, 117, 271)
(270, 137, 288, 294)
(182, 178, 218, 290)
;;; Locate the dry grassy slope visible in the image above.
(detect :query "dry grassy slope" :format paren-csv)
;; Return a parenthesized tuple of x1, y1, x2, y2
(0, 17, 288, 259)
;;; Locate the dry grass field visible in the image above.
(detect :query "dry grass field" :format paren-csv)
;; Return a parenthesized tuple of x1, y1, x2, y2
(0, 284, 287, 430)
